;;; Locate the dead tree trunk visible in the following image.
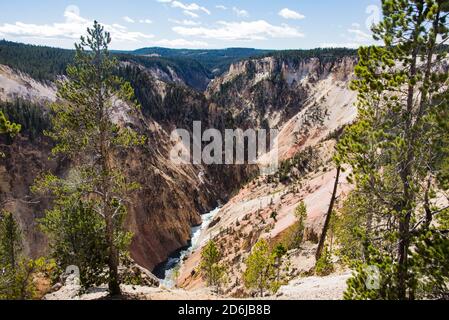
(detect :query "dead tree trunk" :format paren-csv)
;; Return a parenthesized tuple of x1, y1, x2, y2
(316, 166, 341, 262)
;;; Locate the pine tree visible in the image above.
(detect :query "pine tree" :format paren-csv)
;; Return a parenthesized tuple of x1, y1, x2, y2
(282, 202, 307, 250)
(336, 0, 449, 300)
(0, 211, 21, 272)
(199, 240, 226, 294)
(243, 239, 275, 297)
(272, 243, 287, 282)
(315, 245, 334, 276)
(35, 21, 144, 296)
(0, 211, 51, 300)
(38, 194, 121, 290)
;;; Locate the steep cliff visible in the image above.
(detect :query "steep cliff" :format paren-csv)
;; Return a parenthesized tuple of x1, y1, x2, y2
(177, 53, 358, 296)
(1, 46, 358, 279)
(207, 51, 356, 129)
(0, 63, 221, 271)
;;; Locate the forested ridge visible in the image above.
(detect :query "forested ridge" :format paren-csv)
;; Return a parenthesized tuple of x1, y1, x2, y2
(130, 47, 272, 75)
(261, 48, 358, 65)
(1, 40, 360, 86)
(0, 40, 74, 82)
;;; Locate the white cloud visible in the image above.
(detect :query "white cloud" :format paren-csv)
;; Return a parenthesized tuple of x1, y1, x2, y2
(319, 42, 361, 49)
(278, 8, 305, 20)
(320, 22, 376, 48)
(184, 10, 199, 18)
(153, 38, 208, 48)
(173, 20, 304, 41)
(347, 27, 371, 42)
(169, 19, 201, 26)
(0, 6, 154, 43)
(232, 7, 249, 18)
(112, 24, 127, 30)
(158, 0, 210, 15)
(172, 1, 210, 14)
(123, 16, 135, 23)
(216, 5, 227, 10)
(139, 19, 153, 24)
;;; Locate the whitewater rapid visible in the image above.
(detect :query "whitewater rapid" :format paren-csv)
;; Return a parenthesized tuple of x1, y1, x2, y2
(158, 207, 221, 288)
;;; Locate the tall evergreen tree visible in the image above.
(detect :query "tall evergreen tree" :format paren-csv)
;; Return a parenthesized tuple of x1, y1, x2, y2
(0, 211, 21, 272)
(272, 243, 287, 283)
(36, 21, 144, 296)
(243, 239, 276, 297)
(38, 194, 114, 290)
(336, 0, 449, 300)
(199, 240, 226, 294)
(281, 202, 308, 250)
(0, 210, 21, 299)
(0, 211, 49, 300)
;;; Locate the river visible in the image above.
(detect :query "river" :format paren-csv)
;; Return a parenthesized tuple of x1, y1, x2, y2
(154, 207, 221, 288)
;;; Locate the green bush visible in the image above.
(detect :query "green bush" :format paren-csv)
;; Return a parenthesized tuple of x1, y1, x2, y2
(315, 246, 334, 276)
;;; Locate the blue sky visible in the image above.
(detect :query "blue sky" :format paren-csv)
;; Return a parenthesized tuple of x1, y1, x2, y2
(0, 0, 382, 50)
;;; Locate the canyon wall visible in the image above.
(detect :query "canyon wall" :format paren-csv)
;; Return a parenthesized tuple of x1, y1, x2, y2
(177, 54, 358, 296)
(1, 50, 358, 275)
(0, 63, 220, 271)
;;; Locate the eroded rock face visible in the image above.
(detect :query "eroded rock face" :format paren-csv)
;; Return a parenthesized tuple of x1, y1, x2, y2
(177, 55, 358, 296)
(0, 135, 61, 258)
(0, 64, 220, 271)
(0, 65, 56, 103)
(206, 55, 357, 129)
(0, 118, 219, 271)
(1, 51, 358, 281)
(121, 118, 219, 270)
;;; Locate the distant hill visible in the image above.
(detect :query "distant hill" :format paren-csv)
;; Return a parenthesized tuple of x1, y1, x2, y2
(130, 47, 273, 75)
(0, 40, 359, 90)
(265, 48, 357, 64)
(0, 41, 272, 89)
(0, 41, 212, 89)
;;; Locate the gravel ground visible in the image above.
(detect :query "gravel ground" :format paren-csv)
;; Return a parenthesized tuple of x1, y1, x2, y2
(276, 272, 351, 300)
(45, 272, 352, 300)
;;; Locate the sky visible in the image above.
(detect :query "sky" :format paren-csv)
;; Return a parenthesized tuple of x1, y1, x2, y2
(0, 0, 382, 50)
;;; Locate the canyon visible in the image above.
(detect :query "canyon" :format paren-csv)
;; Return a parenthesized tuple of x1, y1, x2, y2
(0, 43, 359, 298)
(177, 54, 358, 296)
